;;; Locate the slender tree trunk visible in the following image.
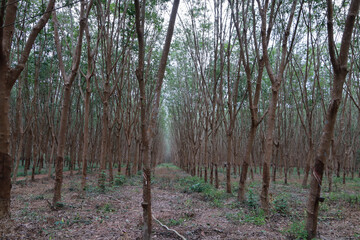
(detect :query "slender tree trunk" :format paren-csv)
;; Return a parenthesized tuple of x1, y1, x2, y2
(226, 133, 232, 193)
(238, 125, 256, 201)
(81, 80, 91, 190)
(302, 142, 313, 187)
(0, 84, 12, 218)
(126, 143, 131, 176)
(53, 84, 73, 205)
(306, 0, 359, 237)
(210, 163, 214, 185)
(215, 163, 219, 189)
(204, 124, 208, 183)
(258, 0, 299, 214)
(31, 143, 38, 181)
(261, 91, 279, 214)
(13, 80, 24, 182)
(98, 97, 109, 187)
(48, 136, 55, 179)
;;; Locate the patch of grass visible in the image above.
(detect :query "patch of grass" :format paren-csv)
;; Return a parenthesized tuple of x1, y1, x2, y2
(114, 174, 126, 186)
(345, 193, 360, 205)
(99, 171, 107, 192)
(165, 212, 194, 227)
(167, 218, 184, 226)
(273, 193, 290, 215)
(101, 203, 115, 213)
(246, 189, 259, 210)
(225, 208, 265, 226)
(189, 182, 211, 193)
(244, 209, 266, 226)
(32, 194, 45, 200)
(156, 163, 180, 170)
(225, 210, 244, 223)
(70, 214, 92, 225)
(180, 176, 229, 207)
(327, 191, 360, 206)
(319, 201, 330, 212)
(286, 220, 308, 240)
(184, 199, 193, 208)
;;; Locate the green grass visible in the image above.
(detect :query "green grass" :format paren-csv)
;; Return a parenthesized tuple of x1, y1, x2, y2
(156, 163, 180, 170)
(285, 220, 308, 239)
(178, 175, 230, 207)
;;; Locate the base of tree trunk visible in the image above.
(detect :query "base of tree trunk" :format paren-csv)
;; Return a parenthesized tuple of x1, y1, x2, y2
(0, 152, 12, 219)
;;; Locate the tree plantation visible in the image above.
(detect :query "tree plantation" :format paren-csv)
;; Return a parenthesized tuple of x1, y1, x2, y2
(0, 0, 360, 239)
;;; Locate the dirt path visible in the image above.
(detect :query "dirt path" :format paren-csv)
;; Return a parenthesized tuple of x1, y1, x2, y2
(15, 170, 73, 182)
(1, 165, 359, 239)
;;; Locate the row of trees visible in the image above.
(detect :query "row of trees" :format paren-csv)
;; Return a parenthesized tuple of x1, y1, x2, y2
(166, 0, 359, 238)
(0, 0, 180, 238)
(0, 0, 359, 239)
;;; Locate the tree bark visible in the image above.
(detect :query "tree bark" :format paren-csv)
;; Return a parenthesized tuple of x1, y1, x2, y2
(306, 0, 359, 238)
(258, 0, 299, 215)
(134, 0, 179, 238)
(0, 0, 55, 218)
(0, 81, 12, 218)
(52, 1, 90, 205)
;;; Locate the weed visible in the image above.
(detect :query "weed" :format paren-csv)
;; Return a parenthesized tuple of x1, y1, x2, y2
(114, 174, 126, 186)
(168, 218, 183, 226)
(225, 210, 244, 223)
(189, 182, 210, 193)
(156, 163, 180, 170)
(328, 192, 340, 202)
(211, 198, 223, 208)
(184, 199, 193, 208)
(69, 182, 78, 192)
(246, 189, 259, 210)
(54, 218, 65, 229)
(346, 194, 359, 205)
(320, 202, 329, 212)
(166, 213, 193, 226)
(286, 220, 308, 240)
(101, 203, 115, 213)
(99, 171, 107, 192)
(229, 200, 242, 209)
(244, 209, 266, 226)
(55, 202, 65, 209)
(180, 176, 228, 207)
(32, 194, 45, 200)
(273, 193, 289, 215)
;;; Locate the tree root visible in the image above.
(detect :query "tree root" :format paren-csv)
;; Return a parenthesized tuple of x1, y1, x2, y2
(153, 215, 186, 240)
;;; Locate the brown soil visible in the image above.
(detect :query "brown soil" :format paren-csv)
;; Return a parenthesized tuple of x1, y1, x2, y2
(1, 166, 359, 239)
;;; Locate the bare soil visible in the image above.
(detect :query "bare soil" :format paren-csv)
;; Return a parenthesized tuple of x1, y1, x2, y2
(1, 165, 359, 239)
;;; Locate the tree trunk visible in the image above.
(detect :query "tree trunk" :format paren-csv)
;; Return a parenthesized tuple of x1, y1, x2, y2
(48, 136, 56, 179)
(238, 125, 256, 201)
(261, 89, 279, 214)
(81, 79, 91, 190)
(53, 84, 73, 205)
(226, 133, 232, 193)
(302, 143, 313, 187)
(98, 97, 109, 187)
(306, 0, 359, 237)
(0, 84, 12, 218)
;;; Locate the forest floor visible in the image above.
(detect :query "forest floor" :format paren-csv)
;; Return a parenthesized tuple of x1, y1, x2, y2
(1, 164, 360, 240)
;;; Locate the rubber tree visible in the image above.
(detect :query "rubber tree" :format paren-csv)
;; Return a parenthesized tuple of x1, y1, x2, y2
(0, 0, 55, 219)
(228, 0, 266, 202)
(134, 0, 180, 238)
(257, 0, 302, 215)
(52, 0, 92, 206)
(306, 0, 360, 238)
